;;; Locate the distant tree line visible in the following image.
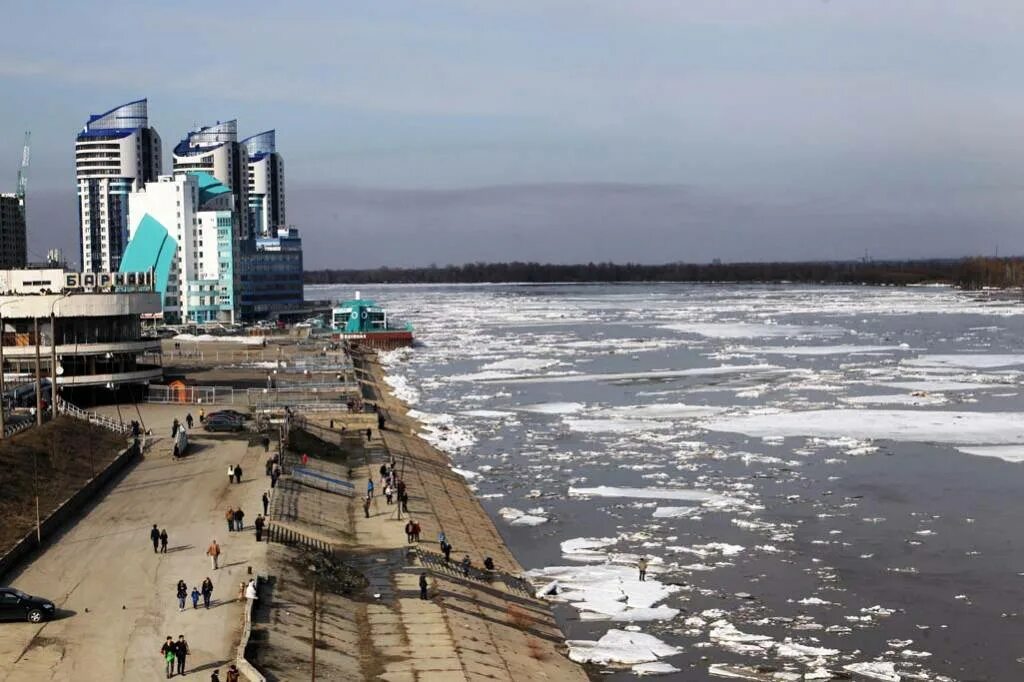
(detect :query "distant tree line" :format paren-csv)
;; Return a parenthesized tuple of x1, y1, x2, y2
(306, 258, 1024, 288)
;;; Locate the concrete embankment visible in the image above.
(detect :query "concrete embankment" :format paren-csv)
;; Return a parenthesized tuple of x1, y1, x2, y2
(251, 347, 587, 681)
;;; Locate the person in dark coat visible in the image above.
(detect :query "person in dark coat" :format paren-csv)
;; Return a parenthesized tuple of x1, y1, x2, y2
(363, 495, 371, 519)
(171, 418, 180, 438)
(186, 413, 194, 429)
(233, 464, 242, 484)
(233, 508, 245, 531)
(254, 514, 265, 541)
(400, 490, 409, 513)
(262, 434, 270, 452)
(176, 580, 187, 611)
(442, 540, 452, 562)
(270, 470, 279, 489)
(201, 577, 214, 609)
(461, 555, 471, 578)
(262, 492, 269, 515)
(174, 635, 190, 676)
(419, 572, 428, 600)
(159, 529, 169, 553)
(404, 520, 414, 543)
(160, 636, 175, 678)
(150, 524, 160, 553)
(365, 428, 372, 441)
(378, 412, 386, 431)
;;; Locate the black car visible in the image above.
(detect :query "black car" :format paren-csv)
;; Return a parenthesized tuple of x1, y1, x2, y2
(208, 409, 249, 421)
(0, 587, 55, 623)
(204, 414, 244, 432)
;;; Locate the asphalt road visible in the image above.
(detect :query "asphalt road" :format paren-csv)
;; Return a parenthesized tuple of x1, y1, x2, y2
(0, 404, 268, 682)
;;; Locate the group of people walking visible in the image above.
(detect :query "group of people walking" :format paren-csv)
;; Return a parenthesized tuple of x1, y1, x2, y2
(174, 577, 215, 611)
(224, 506, 246, 532)
(265, 454, 282, 488)
(160, 635, 190, 678)
(150, 524, 169, 553)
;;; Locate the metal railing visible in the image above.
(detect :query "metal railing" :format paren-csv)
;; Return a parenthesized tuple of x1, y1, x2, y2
(414, 546, 536, 598)
(56, 398, 133, 435)
(145, 385, 238, 405)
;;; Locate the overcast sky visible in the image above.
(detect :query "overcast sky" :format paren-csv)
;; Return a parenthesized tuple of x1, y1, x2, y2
(2, 1, 1024, 268)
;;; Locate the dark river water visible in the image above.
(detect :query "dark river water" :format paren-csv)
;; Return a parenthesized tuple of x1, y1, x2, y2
(310, 283, 1024, 681)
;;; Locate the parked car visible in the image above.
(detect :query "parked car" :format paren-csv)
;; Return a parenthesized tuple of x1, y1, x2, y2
(204, 414, 244, 432)
(0, 588, 55, 623)
(208, 409, 249, 421)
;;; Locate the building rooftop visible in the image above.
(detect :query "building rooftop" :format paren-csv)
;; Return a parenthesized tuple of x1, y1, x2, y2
(79, 99, 149, 137)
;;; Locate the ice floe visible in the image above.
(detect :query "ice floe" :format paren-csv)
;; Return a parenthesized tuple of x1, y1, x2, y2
(498, 507, 549, 526)
(566, 629, 681, 666)
(528, 563, 681, 621)
(661, 322, 842, 339)
(569, 485, 740, 505)
(706, 408, 1024, 447)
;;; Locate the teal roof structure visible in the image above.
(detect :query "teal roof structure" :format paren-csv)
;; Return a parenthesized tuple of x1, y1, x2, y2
(189, 171, 232, 206)
(119, 214, 177, 295)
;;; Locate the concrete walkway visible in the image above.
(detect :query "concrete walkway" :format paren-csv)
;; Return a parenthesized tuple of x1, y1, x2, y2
(0, 404, 269, 682)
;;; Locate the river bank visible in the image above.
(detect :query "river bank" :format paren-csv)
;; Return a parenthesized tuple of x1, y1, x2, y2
(249, 345, 587, 680)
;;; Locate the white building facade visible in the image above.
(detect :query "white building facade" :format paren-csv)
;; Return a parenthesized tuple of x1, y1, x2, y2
(126, 173, 238, 324)
(76, 99, 162, 273)
(171, 120, 250, 240)
(242, 130, 286, 236)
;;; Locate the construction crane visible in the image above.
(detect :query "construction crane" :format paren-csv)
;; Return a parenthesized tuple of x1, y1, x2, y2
(16, 131, 30, 199)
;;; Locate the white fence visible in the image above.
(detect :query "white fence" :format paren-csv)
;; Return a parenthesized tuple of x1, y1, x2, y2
(145, 385, 238, 405)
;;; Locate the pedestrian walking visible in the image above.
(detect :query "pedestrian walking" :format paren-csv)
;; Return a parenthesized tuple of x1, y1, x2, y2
(201, 577, 213, 609)
(400, 490, 409, 513)
(405, 520, 414, 543)
(161, 636, 176, 679)
(384, 483, 392, 505)
(254, 514, 265, 542)
(175, 635, 190, 676)
(186, 413, 194, 429)
(638, 557, 648, 582)
(191, 586, 200, 609)
(176, 580, 187, 611)
(207, 539, 221, 570)
(419, 572, 428, 600)
(227, 465, 235, 485)
(265, 458, 273, 476)
(150, 524, 160, 553)
(363, 495, 371, 518)
(233, 464, 242, 484)
(262, 491, 269, 515)
(412, 520, 421, 542)
(226, 664, 240, 682)
(172, 418, 180, 438)
(378, 412, 386, 431)
(234, 507, 245, 531)
(262, 434, 270, 452)
(461, 555, 471, 578)
(367, 478, 374, 499)
(442, 540, 452, 563)
(199, 407, 205, 423)
(160, 528, 169, 553)
(270, 470, 279, 489)
(211, 670, 220, 682)
(484, 556, 495, 571)
(225, 507, 235, 532)
(366, 427, 372, 441)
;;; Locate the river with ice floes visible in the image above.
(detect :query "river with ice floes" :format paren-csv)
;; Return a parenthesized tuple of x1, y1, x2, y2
(309, 282, 1024, 681)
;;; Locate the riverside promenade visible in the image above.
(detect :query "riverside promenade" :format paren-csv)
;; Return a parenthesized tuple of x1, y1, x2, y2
(0, 403, 269, 681)
(352, 349, 586, 681)
(253, 347, 586, 681)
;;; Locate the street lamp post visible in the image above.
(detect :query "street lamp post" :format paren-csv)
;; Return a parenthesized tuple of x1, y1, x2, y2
(309, 564, 318, 681)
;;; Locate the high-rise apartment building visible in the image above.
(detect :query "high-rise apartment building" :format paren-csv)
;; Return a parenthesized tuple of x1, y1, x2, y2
(0, 194, 27, 269)
(242, 130, 286, 236)
(172, 120, 250, 240)
(75, 99, 162, 272)
(123, 173, 240, 324)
